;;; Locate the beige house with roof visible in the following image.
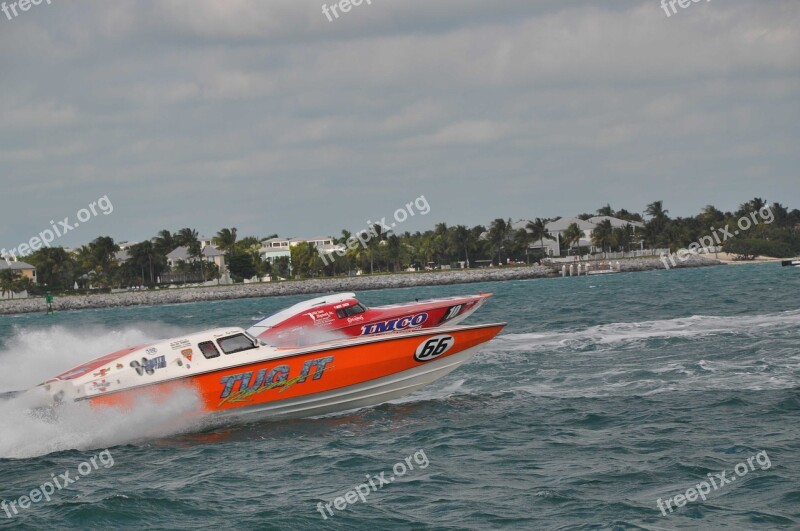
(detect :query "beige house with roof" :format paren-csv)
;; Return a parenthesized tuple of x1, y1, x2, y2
(0, 259, 37, 282)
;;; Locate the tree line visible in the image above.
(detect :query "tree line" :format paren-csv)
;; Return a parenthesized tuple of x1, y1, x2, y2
(2, 197, 797, 294)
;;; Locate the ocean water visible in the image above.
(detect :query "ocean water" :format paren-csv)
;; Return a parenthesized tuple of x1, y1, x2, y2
(0, 263, 798, 529)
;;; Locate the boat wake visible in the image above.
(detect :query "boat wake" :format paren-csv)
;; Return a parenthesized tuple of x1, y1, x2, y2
(497, 309, 800, 352)
(486, 310, 800, 398)
(0, 388, 204, 459)
(0, 324, 204, 459)
(0, 323, 189, 391)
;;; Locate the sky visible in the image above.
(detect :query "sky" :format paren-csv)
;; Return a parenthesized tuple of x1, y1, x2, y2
(1, 0, 798, 251)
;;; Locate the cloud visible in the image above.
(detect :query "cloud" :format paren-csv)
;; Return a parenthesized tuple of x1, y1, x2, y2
(0, 0, 797, 248)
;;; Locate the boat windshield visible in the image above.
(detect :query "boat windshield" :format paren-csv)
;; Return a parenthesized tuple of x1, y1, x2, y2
(198, 341, 220, 359)
(336, 303, 367, 319)
(218, 333, 258, 355)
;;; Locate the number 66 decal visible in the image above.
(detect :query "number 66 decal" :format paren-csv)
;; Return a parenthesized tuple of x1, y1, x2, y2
(415, 335, 455, 362)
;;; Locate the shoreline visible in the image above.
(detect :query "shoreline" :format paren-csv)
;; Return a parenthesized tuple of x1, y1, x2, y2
(0, 256, 723, 316)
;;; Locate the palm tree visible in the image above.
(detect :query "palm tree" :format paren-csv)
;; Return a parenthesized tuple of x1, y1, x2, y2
(451, 225, 472, 267)
(526, 218, 555, 259)
(76, 237, 118, 287)
(291, 241, 324, 278)
(612, 224, 634, 252)
(175, 228, 199, 248)
(644, 201, 670, 248)
(366, 223, 389, 274)
(385, 234, 403, 272)
(173, 228, 203, 280)
(187, 240, 205, 281)
(488, 218, 512, 265)
(0, 269, 22, 299)
(14, 276, 34, 297)
(26, 247, 76, 289)
(597, 204, 614, 217)
(153, 230, 176, 256)
(645, 200, 669, 223)
(591, 219, 613, 254)
(432, 223, 449, 267)
(128, 240, 159, 285)
(512, 229, 532, 263)
(562, 223, 583, 257)
(215, 227, 238, 257)
(699, 205, 725, 228)
(738, 197, 767, 217)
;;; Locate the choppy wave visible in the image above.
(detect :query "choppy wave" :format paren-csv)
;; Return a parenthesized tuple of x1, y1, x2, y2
(496, 309, 800, 352)
(482, 310, 800, 398)
(0, 266, 798, 529)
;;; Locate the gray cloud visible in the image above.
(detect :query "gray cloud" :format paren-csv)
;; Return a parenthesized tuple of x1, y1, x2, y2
(1, 0, 798, 249)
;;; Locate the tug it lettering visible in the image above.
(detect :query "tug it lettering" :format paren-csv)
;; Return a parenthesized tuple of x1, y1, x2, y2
(218, 356, 334, 405)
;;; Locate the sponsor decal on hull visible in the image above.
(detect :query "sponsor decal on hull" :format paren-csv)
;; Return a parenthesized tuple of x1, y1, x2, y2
(439, 304, 464, 324)
(308, 310, 335, 326)
(414, 335, 455, 362)
(218, 355, 334, 406)
(88, 378, 112, 393)
(361, 313, 428, 335)
(130, 355, 167, 376)
(170, 339, 191, 350)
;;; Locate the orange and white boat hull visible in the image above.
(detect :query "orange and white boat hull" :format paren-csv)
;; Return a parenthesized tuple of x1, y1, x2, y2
(30, 323, 505, 423)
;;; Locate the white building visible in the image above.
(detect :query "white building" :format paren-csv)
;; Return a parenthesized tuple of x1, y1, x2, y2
(513, 215, 645, 256)
(258, 236, 339, 264)
(167, 245, 227, 272)
(258, 238, 292, 263)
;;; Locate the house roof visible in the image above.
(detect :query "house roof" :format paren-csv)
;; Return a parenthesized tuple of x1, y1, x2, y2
(0, 260, 35, 270)
(167, 245, 223, 260)
(202, 245, 224, 257)
(546, 217, 597, 231)
(510, 219, 534, 232)
(587, 216, 645, 229)
(166, 246, 189, 260)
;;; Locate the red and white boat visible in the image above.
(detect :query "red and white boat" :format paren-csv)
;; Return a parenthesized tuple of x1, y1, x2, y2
(246, 292, 492, 346)
(21, 322, 505, 423)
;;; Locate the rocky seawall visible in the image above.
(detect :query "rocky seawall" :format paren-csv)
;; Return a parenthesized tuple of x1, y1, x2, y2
(0, 256, 721, 315)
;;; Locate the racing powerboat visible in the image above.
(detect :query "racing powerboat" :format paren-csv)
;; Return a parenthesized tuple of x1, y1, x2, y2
(246, 292, 492, 345)
(781, 259, 800, 267)
(22, 322, 505, 422)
